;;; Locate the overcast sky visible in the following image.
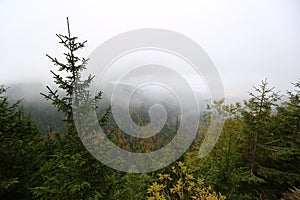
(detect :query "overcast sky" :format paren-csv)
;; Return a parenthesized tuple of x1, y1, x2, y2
(1, 0, 299, 99)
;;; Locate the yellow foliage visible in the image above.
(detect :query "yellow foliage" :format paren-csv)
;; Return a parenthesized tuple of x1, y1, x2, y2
(147, 162, 226, 200)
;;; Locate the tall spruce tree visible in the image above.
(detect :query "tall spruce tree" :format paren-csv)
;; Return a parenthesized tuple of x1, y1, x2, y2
(240, 79, 292, 199)
(243, 79, 281, 174)
(31, 18, 116, 200)
(40, 18, 109, 133)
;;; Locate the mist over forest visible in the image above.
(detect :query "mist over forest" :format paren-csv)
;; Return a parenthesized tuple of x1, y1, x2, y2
(2, 72, 299, 200)
(1, 1, 300, 200)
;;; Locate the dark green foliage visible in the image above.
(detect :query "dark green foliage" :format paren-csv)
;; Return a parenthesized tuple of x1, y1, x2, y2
(113, 173, 152, 200)
(0, 17, 299, 200)
(238, 79, 282, 198)
(185, 79, 300, 200)
(0, 86, 41, 199)
(40, 18, 91, 131)
(25, 101, 64, 134)
(5, 83, 65, 134)
(30, 132, 120, 200)
(30, 18, 116, 199)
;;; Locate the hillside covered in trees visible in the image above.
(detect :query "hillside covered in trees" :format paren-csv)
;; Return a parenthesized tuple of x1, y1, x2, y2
(0, 21, 299, 200)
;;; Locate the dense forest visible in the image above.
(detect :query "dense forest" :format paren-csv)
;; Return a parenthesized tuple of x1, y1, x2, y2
(0, 21, 299, 200)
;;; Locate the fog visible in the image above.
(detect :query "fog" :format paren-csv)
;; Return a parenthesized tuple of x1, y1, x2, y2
(1, 0, 300, 100)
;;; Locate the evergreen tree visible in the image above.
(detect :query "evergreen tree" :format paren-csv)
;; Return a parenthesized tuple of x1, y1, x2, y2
(271, 80, 300, 196)
(0, 86, 41, 199)
(31, 18, 115, 199)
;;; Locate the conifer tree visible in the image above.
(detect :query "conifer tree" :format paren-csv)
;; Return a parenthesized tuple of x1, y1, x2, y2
(0, 86, 41, 199)
(242, 79, 281, 174)
(272, 80, 300, 195)
(32, 18, 115, 200)
(40, 18, 109, 133)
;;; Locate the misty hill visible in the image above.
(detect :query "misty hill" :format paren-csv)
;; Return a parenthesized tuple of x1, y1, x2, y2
(4, 81, 232, 137)
(5, 82, 64, 134)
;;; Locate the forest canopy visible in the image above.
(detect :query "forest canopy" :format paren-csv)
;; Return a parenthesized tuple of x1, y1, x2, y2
(0, 19, 299, 200)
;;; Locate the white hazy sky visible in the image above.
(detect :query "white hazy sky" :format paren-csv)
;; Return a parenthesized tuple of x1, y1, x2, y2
(1, 0, 299, 98)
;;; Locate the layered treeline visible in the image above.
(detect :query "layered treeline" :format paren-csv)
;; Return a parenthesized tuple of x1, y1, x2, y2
(185, 79, 300, 200)
(1, 79, 300, 200)
(1, 20, 299, 199)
